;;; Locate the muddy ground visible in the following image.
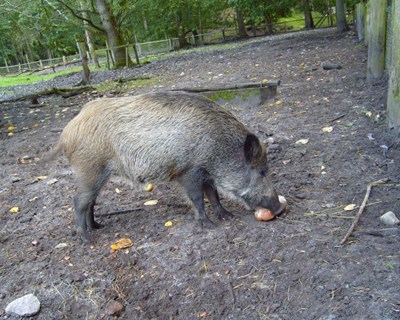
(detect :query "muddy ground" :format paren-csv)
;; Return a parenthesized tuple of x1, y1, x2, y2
(1, 28, 400, 320)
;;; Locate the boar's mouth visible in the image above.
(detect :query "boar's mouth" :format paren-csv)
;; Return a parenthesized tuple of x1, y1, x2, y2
(258, 196, 286, 217)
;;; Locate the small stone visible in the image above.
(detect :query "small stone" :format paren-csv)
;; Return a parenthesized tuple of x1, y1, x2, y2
(5, 293, 40, 317)
(379, 211, 400, 226)
(106, 300, 124, 316)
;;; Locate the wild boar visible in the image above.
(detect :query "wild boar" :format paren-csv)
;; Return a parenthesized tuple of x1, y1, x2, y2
(44, 91, 285, 241)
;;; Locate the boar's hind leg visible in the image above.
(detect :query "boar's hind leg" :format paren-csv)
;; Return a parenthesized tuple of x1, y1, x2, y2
(73, 165, 112, 241)
(177, 168, 214, 228)
(203, 182, 234, 221)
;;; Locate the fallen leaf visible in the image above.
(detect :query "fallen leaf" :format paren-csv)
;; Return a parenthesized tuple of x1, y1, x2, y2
(110, 238, 133, 250)
(322, 126, 333, 133)
(8, 125, 15, 131)
(55, 243, 69, 249)
(29, 196, 39, 202)
(33, 123, 39, 127)
(295, 139, 309, 145)
(275, 100, 283, 105)
(46, 178, 58, 185)
(164, 221, 173, 227)
(145, 183, 154, 192)
(36, 176, 48, 181)
(144, 199, 158, 206)
(199, 311, 209, 318)
(115, 188, 121, 194)
(8, 132, 14, 137)
(10, 206, 19, 213)
(344, 204, 356, 211)
(17, 156, 33, 164)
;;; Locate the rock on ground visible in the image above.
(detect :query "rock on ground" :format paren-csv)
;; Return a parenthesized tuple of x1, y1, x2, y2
(5, 293, 40, 317)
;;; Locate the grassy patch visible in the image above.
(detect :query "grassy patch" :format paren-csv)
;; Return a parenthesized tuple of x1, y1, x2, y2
(0, 67, 83, 87)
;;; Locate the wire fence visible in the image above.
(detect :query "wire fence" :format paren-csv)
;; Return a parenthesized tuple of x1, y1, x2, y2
(0, 12, 350, 76)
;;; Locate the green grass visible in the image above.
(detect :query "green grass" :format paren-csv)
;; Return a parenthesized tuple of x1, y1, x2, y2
(0, 66, 83, 87)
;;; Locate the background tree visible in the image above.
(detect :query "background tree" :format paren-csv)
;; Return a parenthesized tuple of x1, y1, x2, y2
(336, 0, 350, 32)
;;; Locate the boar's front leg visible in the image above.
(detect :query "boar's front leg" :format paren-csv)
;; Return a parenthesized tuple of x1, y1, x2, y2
(177, 168, 214, 228)
(203, 181, 234, 221)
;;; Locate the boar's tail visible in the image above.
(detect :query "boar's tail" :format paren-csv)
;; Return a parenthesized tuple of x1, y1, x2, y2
(37, 140, 64, 166)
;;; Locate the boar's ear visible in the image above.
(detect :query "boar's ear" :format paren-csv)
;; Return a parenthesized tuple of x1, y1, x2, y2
(244, 134, 263, 163)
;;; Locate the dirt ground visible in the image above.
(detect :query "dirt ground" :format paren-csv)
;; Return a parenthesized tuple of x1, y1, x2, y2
(1, 28, 400, 320)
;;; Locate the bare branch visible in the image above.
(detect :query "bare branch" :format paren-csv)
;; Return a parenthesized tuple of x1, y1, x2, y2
(50, 0, 105, 33)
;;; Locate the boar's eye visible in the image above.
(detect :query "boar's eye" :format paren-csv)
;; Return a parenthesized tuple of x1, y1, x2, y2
(259, 167, 268, 177)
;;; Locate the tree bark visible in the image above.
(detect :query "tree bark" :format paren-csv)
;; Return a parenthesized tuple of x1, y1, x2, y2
(367, 0, 387, 84)
(303, 0, 315, 30)
(356, 2, 365, 43)
(336, 0, 350, 32)
(387, 0, 400, 138)
(95, 0, 132, 68)
(80, 0, 100, 68)
(77, 41, 90, 85)
(236, 8, 248, 38)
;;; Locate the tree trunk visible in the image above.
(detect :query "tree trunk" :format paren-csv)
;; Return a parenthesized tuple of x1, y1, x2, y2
(356, 2, 365, 43)
(336, 0, 350, 32)
(236, 8, 248, 38)
(77, 41, 91, 85)
(80, 0, 100, 69)
(95, 0, 132, 68)
(303, 0, 315, 30)
(367, 0, 387, 84)
(387, 0, 400, 138)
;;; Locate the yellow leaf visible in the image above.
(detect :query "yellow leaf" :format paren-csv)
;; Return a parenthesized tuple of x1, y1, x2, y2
(144, 199, 158, 206)
(322, 126, 333, 133)
(164, 221, 173, 227)
(10, 207, 19, 213)
(275, 100, 283, 105)
(295, 139, 309, 145)
(110, 238, 133, 250)
(145, 183, 154, 192)
(36, 176, 48, 181)
(8, 125, 15, 131)
(344, 204, 356, 211)
(8, 132, 14, 137)
(33, 123, 39, 127)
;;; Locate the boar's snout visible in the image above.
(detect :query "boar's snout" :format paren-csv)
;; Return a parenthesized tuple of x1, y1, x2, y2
(258, 191, 285, 217)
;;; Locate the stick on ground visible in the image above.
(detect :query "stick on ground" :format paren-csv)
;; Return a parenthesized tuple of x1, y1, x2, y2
(340, 178, 389, 245)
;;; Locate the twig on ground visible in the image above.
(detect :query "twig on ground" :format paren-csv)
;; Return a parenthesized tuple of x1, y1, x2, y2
(340, 178, 389, 245)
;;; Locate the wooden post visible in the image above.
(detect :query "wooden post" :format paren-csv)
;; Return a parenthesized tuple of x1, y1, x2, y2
(356, 2, 365, 43)
(387, 0, 400, 138)
(25, 54, 31, 70)
(367, 0, 387, 84)
(4, 59, 9, 73)
(106, 50, 110, 70)
(39, 60, 43, 69)
(132, 44, 140, 65)
(125, 46, 129, 68)
(63, 56, 67, 67)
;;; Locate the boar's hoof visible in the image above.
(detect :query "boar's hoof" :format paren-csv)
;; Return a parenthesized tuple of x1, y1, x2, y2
(91, 221, 104, 230)
(217, 209, 235, 221)
(197, 217, 215, 230)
